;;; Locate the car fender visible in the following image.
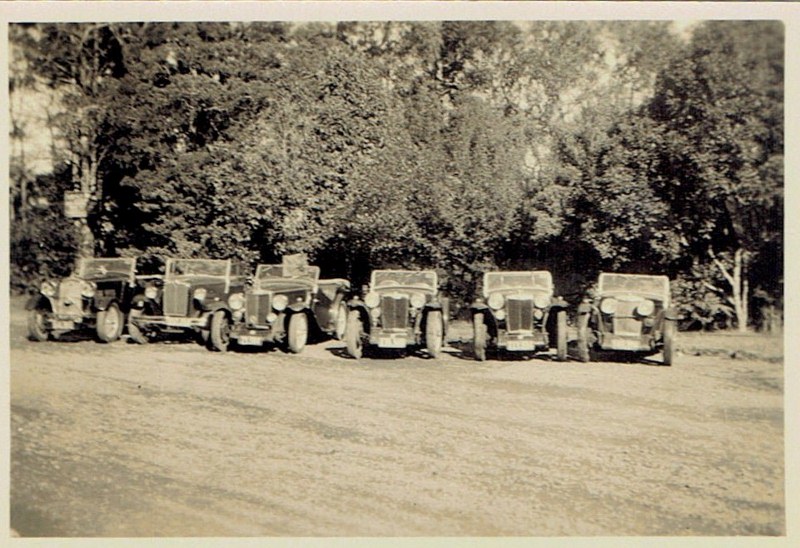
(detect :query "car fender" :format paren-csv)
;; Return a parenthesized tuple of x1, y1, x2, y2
(93, 294, 117, 312)
(204, 301, 229, 314)
(26, 294, 49, 311)
(347, 301, 371, 334)
(550, 296, 569, 310)
(287, 301, 310, 314)
(664, 307, 681, 322)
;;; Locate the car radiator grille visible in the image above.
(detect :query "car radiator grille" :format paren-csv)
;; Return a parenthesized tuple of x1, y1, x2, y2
(506, 297, 533, 332)
(247, 293, 272, 327)
(612, 301, 642, 336)
(381, 295, 409, 329)
(53, 279, 84, 316)
(163, 281, 190, 316)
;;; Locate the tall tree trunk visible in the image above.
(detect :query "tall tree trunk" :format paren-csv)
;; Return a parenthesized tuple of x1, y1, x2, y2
(709, 247, 749, 332)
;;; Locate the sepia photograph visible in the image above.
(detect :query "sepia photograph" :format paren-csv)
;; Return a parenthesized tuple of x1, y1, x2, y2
(4, 1, 794, 542)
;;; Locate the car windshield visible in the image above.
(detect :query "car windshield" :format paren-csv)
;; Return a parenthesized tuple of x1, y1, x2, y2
(599, 273, 669, 299)
(255, 264, 320, 283)
(77, 258, 136, 280)
(372, 270, 437, 292)
(484, 271, 552, 295)
(167, 259, 229, 278)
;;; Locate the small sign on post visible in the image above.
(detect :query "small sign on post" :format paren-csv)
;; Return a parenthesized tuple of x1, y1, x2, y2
(64, 191, 89, 219)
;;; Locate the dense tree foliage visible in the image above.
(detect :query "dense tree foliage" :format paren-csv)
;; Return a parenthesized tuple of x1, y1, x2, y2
(9, 21, 783, 330)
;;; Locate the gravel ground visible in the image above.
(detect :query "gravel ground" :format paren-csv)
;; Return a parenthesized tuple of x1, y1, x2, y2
(9, 299, 785, 537)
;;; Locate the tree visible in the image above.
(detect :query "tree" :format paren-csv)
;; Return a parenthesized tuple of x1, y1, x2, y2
(648, 21, 783, 331)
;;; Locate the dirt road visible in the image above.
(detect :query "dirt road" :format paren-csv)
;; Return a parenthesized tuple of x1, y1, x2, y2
(10, 305, 784, 536)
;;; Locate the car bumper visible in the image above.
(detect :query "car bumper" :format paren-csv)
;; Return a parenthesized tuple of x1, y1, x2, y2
(497, 331, 548, 351)
(130, 315, 208, 330)
(230, 325, 280, 346)
(46, 314, 90, 331)
(597, 334, 655, 352)
(369, 327, 416, 348)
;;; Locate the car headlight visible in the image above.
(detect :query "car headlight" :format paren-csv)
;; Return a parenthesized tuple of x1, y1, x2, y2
(193, 287, 207, 301)
(266, 312, 278, 323)
(41, 280, 56, 297)
(637, 299, 655, 317)
(364, 292, 380, 308)
(272, 294, 288, 311)
(487, 293, 504, 310)
(600, 298, 618, 315)
(144, 286, 158, 300)
(494, 309, 506, 321)
(81, 281, 96, 298)
(533, 308, 544, 320)
(410, 293, 425, 309)
(370, 307, 381, 320)
(228, 293, 245, 310)
(533, 294, 551, 309)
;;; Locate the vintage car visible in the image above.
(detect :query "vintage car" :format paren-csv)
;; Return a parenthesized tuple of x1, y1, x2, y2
(576, 272, 678, 365)
(230, 263, 350, 353)
(345, 269, 448, 359)
(27, 257, 139, 343)
(470, 270, 567, 361)
(127, 258, 248, 351)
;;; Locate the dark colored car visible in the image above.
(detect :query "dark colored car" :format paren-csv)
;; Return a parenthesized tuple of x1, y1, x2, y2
(345, 269, 448, 359)
(127, 258, 248, 351)
(230, 264, 350, 353)
(469, 270, 567, 361)
(576, 272, 678, 365)
(26, 257, 138, 343)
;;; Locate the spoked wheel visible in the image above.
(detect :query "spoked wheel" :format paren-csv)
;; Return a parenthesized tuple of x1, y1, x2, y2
(126, 308, 149, 344)
(425, 310, 444, 359)
(345, 309, 364, 359)
(333, 302, 348, 341)
(576, 312, 591, 363)
(287, 313, 309, 354)
(27, 309, 49, 342)
(209, 310, 231, 352)
(555, 309, 567, 361)
(96, 302, 124, 343)
(662, 320, 676, 366)
(473, 312, 487, 361)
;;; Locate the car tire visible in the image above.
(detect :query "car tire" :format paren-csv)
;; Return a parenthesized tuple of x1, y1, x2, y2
(96, 302, 124, 343)
(334, 302, 348, 341)
(345, 309, 363, 359)
(556, 309, 567, 361)
(473, 312, 487, 361)
(425, 310, 443, 358)
(27, 309, 49, 342)
(576, 312, 591, 363)
(662, 319, 676, 366)
(127, 308, 149, 344)
(209, 310, 231, 352)
(287, 313, 308, 354)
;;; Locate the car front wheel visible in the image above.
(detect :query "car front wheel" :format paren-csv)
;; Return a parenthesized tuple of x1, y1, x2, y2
(473, 312, 487, 361)
(287, 313, 308, 354)
(556, 310, 567, 361)
(333, 302, 348, 341)
(576, 313, 591, 363)
(209, 310, 231, 352)
(345, 310, 363, 359)
(425, 310, 443, 358)
(27, 309, 49, 342)
(127, 307, 149, 344)
(96, 302, 124, 343)
(662, 320, 676, 366)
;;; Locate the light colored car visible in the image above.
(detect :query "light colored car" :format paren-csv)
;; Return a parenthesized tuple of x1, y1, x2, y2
(470, 270, 567, 361)
(576, 272, 679, 365)
(230, 264, 350, 353)
(345, 270, 448, 359)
